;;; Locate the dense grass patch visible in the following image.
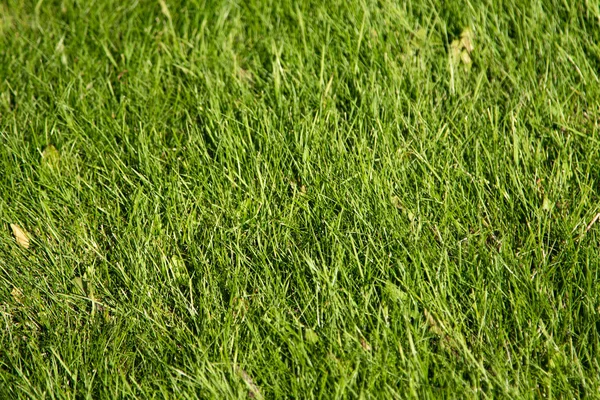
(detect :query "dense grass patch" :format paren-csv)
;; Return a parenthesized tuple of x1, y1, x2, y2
(1, 0, 600, 397)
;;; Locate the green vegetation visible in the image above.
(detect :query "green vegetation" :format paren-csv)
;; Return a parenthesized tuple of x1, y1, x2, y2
(1, 0, 600, 397)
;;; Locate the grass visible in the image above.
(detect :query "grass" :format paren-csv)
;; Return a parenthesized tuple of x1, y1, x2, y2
(1, 0, 600, 397)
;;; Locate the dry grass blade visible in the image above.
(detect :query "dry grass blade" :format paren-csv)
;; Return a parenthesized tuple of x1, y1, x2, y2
(10, 223, 30, 248)
(158, 0, 172, 20)
(586, 212, 600, 232)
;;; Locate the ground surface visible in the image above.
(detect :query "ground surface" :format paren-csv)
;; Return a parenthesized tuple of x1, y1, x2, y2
(1, 0, 600, 398)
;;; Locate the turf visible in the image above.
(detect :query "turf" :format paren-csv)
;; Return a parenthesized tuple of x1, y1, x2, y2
(1, 0, 600, 398)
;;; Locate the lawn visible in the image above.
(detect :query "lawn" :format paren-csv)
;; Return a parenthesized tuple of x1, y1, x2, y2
(1, 0, 600, 398)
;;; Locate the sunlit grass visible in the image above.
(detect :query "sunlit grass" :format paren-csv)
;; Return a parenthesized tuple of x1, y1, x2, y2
(1, 0, 600, 397)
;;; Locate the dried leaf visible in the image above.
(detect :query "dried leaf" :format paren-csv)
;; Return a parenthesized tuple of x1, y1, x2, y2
(460, 27, 474, 53)
(11, 287, 23, 304)
(10, 223, 30, 248)
(305, 328, 319, 344)
(414, 28, 427, 43)
(450, 28, 475, 69)
(42, 144, 60, 169)
(423, 309, 459, 357)
(424, 310, 461, 358)
(55, 36, 68, 65)
(424, 308, 444, 336)
(235, 366, 262, 399)
(460, 50, 472, 66)
(72, 276, 86, 295)
(391, 195, 403, 210)
(238, 68, 253, 83)
(542, 197, 552, 211)
(290, 180, 307, 196)
(450, 39, 462, 61)
(360, 337, 372, 351)
(55, 36, 65, 53)
(385, 282, 407, 303)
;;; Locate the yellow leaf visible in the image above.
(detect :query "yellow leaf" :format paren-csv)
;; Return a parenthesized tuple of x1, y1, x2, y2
(385, 281, 407, 303)
(42, 144, 60, 169)
(449, 28, 475, 69)
(11, 287, 23, 303)
(305, 328, 319, 344)
(460, 50, 472, 66)
(72, 276, 86, 295)
(542, 197, 552, 211)
(415, 28, 427, 42)
(460, 27, 474, 53)
(10, 223, 30, 248)
(391, 195, 402, 209)
(449, 39, 463, 67)
(238, 68, 253, 84)
(450, 39, 462, 55)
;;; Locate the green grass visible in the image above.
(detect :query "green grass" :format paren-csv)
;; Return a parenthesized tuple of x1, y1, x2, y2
(1, 0, 600, 397)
